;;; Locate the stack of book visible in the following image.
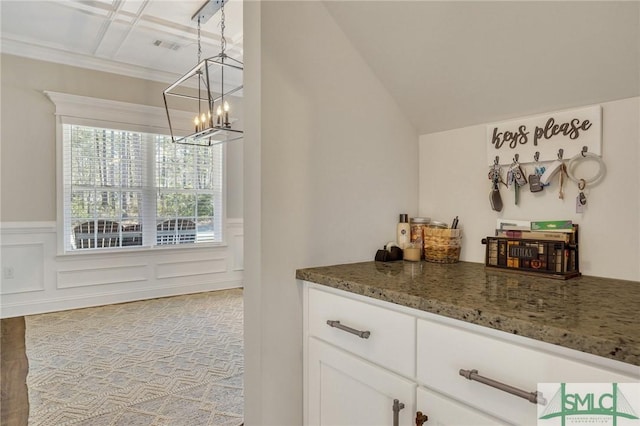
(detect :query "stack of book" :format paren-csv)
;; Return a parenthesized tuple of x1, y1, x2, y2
(495, 219, 577, 244)
(483, 219, 580, 279)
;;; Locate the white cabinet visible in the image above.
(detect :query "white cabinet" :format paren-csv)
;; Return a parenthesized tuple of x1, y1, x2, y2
(416, 387, 507, 426)
(303, 282, 639, 426)
(307, 287, 415, 377)
(416, 318, 637, 424)
(308, 338, 415, 426)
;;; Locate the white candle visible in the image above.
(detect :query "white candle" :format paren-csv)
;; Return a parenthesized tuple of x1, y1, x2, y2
(223, 101, 230, 126)
(216, 105, 222, 127)
(194, 116, 200, 132)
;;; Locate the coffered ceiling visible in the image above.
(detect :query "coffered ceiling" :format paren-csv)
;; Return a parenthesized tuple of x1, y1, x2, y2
(0, 0, 243, 84)
(1, 1, 638, 135)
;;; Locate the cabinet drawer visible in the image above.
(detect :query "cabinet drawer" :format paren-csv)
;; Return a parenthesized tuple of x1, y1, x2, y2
(416, 319, 638, 425)
(308, 287, 415, 377)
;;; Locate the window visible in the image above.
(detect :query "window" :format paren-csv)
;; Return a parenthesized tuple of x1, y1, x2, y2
(63, 124, 223, 251)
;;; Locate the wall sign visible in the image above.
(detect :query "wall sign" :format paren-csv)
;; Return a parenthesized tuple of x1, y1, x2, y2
(486, 105, 602, 165)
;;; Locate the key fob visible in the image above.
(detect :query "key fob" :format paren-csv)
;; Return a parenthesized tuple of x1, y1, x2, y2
(579, 192, 587, 205)
(512, 165, 528, 186)
(529, 174, 543, 192)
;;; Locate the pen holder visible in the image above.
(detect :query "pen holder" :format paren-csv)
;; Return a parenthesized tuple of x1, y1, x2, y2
(424, 228, 462, 264)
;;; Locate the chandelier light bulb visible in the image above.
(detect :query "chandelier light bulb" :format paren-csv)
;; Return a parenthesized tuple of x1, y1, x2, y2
(216, 105, 223, 127)
(223, 101, 230, 126)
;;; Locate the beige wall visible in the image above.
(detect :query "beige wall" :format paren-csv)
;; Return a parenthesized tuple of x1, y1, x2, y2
(243, 2, 419, 425)
(0, 54, 243, 221)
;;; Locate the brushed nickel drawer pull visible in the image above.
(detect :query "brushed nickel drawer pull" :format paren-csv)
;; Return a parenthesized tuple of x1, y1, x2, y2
(459, 369, 545, 404)
(326, 320, 371, 339)
(392, 399, 405, 426)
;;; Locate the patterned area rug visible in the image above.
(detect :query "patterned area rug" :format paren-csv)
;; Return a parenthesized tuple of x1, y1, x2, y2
(25, 289, 244, 426)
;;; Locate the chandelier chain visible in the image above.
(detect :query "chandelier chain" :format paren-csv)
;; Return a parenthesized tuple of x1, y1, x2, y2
(220, 2, 226, 56)
(197, 17, 202, 64)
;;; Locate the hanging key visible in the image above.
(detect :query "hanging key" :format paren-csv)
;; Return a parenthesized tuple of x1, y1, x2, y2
(558, 163, 566, 200)
(576, 179, 587, 213)
(489, 165, 504, 212)
(508, 158, 527, 205)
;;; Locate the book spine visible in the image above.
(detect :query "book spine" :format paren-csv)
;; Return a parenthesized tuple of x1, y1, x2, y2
(531, 220, 573, 231)
(495, 229, 570, 243)
(498, 239, 507, 267)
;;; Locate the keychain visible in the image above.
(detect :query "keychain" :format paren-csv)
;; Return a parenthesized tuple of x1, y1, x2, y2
(566, 147, 606, 212)
(529, 152, 546, 192)
(508, 155, 527, 205)
(558, 163, 566, 200)
(488, 160, 504, 212)
(576, 179, 587, 213)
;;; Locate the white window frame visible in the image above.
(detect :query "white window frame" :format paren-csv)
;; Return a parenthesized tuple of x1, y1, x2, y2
(46, 91, 227, 255)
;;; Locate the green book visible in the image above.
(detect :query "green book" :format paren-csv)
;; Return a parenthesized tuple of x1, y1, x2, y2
(530, 220, 573, 232)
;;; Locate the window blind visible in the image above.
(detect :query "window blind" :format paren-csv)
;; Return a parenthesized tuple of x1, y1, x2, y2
(63, 124, 223, 251)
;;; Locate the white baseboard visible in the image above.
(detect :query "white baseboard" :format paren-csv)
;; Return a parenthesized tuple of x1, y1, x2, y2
(1, 280, 243, 318)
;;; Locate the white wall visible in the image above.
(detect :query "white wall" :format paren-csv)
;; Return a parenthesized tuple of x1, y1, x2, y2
(243, 2, 419, 424)
(419, 97, 640, 281)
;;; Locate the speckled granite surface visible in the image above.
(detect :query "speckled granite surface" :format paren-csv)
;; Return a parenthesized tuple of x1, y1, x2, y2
(296, 261, 640, 367)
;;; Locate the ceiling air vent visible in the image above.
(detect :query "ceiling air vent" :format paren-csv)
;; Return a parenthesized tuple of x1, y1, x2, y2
(153, 40, 182, 51)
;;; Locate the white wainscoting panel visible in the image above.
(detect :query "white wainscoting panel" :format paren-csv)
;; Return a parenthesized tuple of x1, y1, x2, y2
(1, 243, 45, 294)
(228, 218, 244, 271)
(0, 219, 244, 318)
(156, 257, 227, 279)
(57, 265, 148, 288)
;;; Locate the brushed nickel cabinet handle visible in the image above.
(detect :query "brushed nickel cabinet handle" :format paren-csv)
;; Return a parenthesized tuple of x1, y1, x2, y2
(392, 399, 405, 426)
(326, 320, 371, 339)
(459, 369, 545, 404)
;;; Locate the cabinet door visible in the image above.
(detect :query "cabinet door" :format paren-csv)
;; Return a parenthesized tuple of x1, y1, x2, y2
(416, 387, 509, 426)
(307, 338, 415, 426)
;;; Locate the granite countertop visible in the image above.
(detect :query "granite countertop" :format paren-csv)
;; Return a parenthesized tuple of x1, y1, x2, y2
(296, 261, 640, 367)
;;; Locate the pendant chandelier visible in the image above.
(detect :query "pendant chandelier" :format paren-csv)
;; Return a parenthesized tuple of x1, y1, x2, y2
(163, 0, 243, 146)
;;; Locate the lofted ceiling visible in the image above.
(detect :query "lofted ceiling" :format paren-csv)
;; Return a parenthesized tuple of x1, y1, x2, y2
(324, 1, 640, 134)
(0, 0, 243, 84)
(1, 1, 639, 135)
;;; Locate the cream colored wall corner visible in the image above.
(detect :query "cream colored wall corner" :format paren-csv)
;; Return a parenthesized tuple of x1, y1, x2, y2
(0, 54, 244, 221)
(419, 97, 640, 281)
(243, 2, 419, 425)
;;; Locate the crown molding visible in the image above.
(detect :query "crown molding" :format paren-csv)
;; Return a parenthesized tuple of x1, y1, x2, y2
(44, 91, 196, 134)
(1, 36, 182, 85)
